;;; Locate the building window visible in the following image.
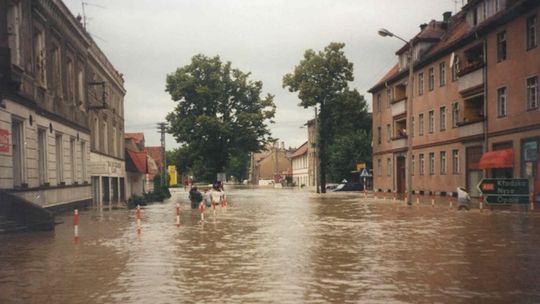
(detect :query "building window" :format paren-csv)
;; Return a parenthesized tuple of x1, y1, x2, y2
(38, 128, 47, 185)
(56, 134, 63, 184)
(377, 127, 381, 144)
(452, 56, 460, 81)
(70, 138, 76, 184)
(419, 154, 425, 175)
(497, 31, 507, 62)
(428, 110, 434, 133)
(386, 88, 392, 107)
(377, 94, 382, 113)
(78, 68, 85, 108)
(429, 152, 435, 175)
(377, 159, 382, 177)
(34, 29, 47, 87)
(102, 121, 108, 154)
(527, 76, 538, 110)
(440, 106, 446, 131)
(418, 72, 424, 96)
(81, 141, 86, 183)
(51, 45, 62, 97)
(386, 124, 391, 142)
(419, 113, 424, 136)
(452, 149, 460, 174)
(497, 87, 507, 117)
(428, 67, 434, 91)
(439, 62, 446, 87)
(527, 15, 537, 50)
(440, 151, 447, 175)
(67, 59, 75, 104)
(412, 155, 415, 176)
(387, 158, 392, 176)
(411, 117, 415, 137)
(7, 2, 22, 66)
(452, 102, 460, 127)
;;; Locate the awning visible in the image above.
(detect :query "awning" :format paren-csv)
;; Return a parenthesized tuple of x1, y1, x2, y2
(478, 149, 514, 169)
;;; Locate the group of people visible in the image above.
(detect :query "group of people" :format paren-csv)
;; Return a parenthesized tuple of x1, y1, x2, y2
(188, 181, 227, 214)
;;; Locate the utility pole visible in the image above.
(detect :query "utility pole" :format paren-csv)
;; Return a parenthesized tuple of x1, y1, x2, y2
(157, 122, 167, 187)
(315, 107, 320, 194)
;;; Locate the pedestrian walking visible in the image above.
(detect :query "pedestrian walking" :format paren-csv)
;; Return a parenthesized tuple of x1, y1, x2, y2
(203, 188, 212, 207)
(210, 184, 224, 215)
(189, 187, 203, 209)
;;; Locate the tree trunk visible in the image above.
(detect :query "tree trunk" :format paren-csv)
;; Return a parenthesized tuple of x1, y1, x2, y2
(319, 102, 327, 193)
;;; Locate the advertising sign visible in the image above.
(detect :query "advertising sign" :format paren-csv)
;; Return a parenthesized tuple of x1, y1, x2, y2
(0, 129, 9, 153)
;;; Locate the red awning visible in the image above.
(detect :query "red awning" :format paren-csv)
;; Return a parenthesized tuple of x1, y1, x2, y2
(478, 149, 514, 169)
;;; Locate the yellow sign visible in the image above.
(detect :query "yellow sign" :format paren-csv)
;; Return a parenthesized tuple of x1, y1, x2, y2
(168, 165, 177, 186)
(356, 163, 366, 172)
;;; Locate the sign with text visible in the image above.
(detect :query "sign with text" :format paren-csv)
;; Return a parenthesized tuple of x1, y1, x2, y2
(0, 129, 10, 153)
(477, 178, 530, 205)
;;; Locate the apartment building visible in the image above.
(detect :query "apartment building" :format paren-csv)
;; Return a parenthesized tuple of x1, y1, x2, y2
(0, 0, 125, 210)
(369, 0, 539, 201)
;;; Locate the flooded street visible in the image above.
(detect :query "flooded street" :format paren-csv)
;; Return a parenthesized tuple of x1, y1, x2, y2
(1, 188, 540, 303)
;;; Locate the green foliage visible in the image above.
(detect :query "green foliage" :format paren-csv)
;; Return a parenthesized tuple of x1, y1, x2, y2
(327, 129, 372, 182)
(283, 42, 357, 192)
(225, 152, 250, 182)
(166, 54, 275, 182)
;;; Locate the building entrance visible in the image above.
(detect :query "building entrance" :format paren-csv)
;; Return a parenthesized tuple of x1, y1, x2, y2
(396, 156, 406, 195)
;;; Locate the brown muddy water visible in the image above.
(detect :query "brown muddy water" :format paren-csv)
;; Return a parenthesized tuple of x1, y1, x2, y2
(1, 187, 539, 303)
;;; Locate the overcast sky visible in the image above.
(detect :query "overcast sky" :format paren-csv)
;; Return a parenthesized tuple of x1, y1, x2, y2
(64, 0, 458, 149)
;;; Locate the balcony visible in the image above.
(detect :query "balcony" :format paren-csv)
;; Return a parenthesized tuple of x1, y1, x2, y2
(392, 135, 407, 150)
(391, 98, 406, 116)
(458, 66, 484, 95)
(458, 119, 484, 138)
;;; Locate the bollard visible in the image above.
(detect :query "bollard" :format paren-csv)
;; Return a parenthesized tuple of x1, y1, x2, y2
(136, 205, 142, 234)
(176, 203, 181, 227)
(531, 193, 535, 211)
(431, 195, 435, 208)
(73, 209, 80, 243)
(449, 197, 453, 209)
(416, 195, 420, 205)
(479, 196, 484, 213)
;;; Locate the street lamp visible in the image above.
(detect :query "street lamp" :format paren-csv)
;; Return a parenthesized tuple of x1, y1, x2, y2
(378, 28, 414, 206)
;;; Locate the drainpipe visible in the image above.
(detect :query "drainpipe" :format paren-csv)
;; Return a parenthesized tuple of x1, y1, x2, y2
(482, 38, 488, 155)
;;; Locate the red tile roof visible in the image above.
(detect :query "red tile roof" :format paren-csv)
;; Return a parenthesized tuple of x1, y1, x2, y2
(289, 142, 308, 158)
(124, 132, 145, 145)
(126, 150, 147, 173)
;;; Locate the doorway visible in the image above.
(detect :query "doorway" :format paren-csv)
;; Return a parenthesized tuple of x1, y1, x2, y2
(396, 156, 406, 194)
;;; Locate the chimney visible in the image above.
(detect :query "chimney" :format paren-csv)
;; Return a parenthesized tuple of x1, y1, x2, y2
(443, 11, 452, 22)
(420, 23, 428, 31)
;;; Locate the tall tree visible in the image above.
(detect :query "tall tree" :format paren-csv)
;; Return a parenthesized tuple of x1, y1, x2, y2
(283, 42, 354, 193)
(327, 89, 372, 181)
(166, 54, 275, 182)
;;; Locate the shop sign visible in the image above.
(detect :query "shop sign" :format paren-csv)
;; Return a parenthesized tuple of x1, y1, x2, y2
(0, 129, 10, 153)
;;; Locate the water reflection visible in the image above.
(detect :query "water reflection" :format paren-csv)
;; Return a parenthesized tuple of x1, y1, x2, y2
(0, 188, 539, 303)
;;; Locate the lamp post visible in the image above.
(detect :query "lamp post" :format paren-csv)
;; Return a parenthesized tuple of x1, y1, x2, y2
(378, 28, 414, 206)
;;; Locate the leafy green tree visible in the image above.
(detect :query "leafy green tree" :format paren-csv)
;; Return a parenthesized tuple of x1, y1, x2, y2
(166, 54, 275, 182)
(283, 42, 354, 193)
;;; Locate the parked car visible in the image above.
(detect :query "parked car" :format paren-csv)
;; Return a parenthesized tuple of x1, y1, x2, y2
(332, 182, 363, 192)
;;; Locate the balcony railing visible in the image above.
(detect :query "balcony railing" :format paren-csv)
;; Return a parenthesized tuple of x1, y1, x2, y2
(458, 119, 484, 138)
(391, 98, 406, 116)
(458, 67, 484, 94)
(392, 136, 407, 150)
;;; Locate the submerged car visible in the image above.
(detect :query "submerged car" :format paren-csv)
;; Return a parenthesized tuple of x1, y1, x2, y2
(332, 182, 363, 192)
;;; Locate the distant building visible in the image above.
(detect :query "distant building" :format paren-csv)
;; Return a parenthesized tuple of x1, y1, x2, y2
(124, 132, 158, 196)
(249, 142, 292, 185)
(0, 0, 125, 212)
(369, 0, 539, 201)
(290, 142, 309, 187)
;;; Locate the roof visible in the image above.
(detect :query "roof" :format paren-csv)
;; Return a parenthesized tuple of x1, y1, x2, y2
(126, 150, 147, 173)
(124, 133, 145, 145)
(371, 64, 400, 92)
(145, 146, 163, 168)
(289, 142, 308, 159)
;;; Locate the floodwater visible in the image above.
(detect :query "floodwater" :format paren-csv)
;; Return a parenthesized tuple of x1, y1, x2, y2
(1, 187, 540, 304)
